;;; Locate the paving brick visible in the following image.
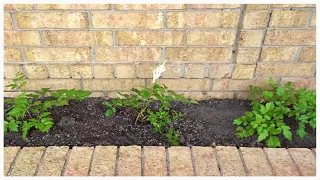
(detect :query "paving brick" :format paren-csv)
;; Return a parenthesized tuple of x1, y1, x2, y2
(300, 47, 316, 62)
(83, 79, 145, 91)
(21, 79, 80, 90)
(264, 30, 316, 45)
(4, 48, 22, 62)
(185, 64, 206, 78)
(187, 30, 236, 46)
(288, 148, 316, 176)
(192, 146, 220, 176)
(270, 10, 310, 27)
(281, 78, 316, 90)
(4, 4, 33, 10)
(115, 4, 187, 10)
(70, 65, 92, 78)
(191, 4, 241, 9)
(216, 146, 246, 176)
(94, 65, 115, 78)
(264, 148, 300, 176)
(239, 30, 264, 47)
(11, 147, 45, 176)
(37, 146, 69, 176)
(309, 11, 316, 27)
(48, 65, 70, 78)
(64, 147, 94, 176)
(232, 65, 256, 79)
(143, 146, 167, 176)
(161, 64, 182, 78)
(118, 146, 141, 176)
(116, 64, 136, 78)
(4, 13, 13, 30)
(89, 146, 117, 176)
(243, 11, 268, 29)
(38, 4, 111, 10)
(261, 47, 299, 62)
(4, 147, 20, 176)
(209, 64, 232, 78)
(240, 147, 273, 176)
(236, 48, 259, 64)
(168, 146, 194, 176)
(245, 4, 270, 10)
(4, 31, 41, 46)
(155, 79, 210, 91)
(25, 65, 48, 79)
(166, 48, 232, 61)
(4, 65, 24, 79)
(25, 48, 90, 62)
(256, 63, 315, 77)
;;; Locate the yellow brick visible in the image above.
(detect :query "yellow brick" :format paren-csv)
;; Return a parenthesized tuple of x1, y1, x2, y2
(4, 79, 14, 91)
(191, 4, 241, 9)
(25, 65, 48, 79)
(310, 11, 316, 27)
(212, 78, 274, 91)
(94, 65, 114, 78)
(232, 65, 256, 79)
(236, 49, 259, 64)
(38, 4, 111, 9)
(209, 64, 232, 78)
(116, 64, 136, 78)
(114, 4, 187, 10)
(4, 48, 22, 62)
(48, 65, 70, 78)
(107, 91, 133, 98)
(4, 4, 33, 10)
(187, 30, 236, 46)
(138, 63, 157, 78)
(117, 31, 184, 46)
(22, 79, 80, 90)
(92, 12, 163, 28)
(245, 4, 270, 10)
(15, 12, 88, 29)
(25, 48, 90, 62)
(270, 10, 309, 27)
(4, 65, 24, 79)
(300, 47, 316, 62)
(43, 31, 113, 46)
(264, 30, 316, 45)
(281, 78, 316, 90)
(4, 92, 22, 97)
(4, 13, 13, 30)
(89, 92, 105, 97)
(71, 65, 92, 78)
(239, 31, 263, 47)
(243, 11, 268, 29)
(166, 48, 232, 61)
(161, 64, 182, 78)
(181, 92, 234, 100)
(185, 64, 206, 78)
(272, 4, 315, 8)
(96, 47, 161, 62)
(167, 11, 239, 28)
(261, 47, 299, 61)
(4, 31, 41, 46)
(236, 92, 250, 99)
(154, 79, 210, 91)
(256, 63, 315, 77)
(83, 79, 145, 91)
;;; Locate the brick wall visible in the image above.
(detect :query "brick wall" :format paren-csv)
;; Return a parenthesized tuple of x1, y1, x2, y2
(4, 4, 316, 100)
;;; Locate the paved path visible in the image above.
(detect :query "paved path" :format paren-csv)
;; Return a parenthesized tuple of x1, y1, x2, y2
(4, 146, 316, 176)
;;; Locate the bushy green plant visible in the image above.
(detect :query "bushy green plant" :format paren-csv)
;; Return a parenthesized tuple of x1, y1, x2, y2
(103, 83, 197, 145)
(4, 72, 91, 139)
(233, 78, 316, 147)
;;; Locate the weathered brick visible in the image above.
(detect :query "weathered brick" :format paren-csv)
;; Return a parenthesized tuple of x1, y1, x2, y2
(4, 65, 23, 79)
(118, 146, 141, 176)
(212, 78, 274, 91)
(261, 47, 299, 62)
(38, 4, 111, 10)
(89, 92, 105, 97)
(37, 146, 69, 176)
(182, 92, 234, 100)
(4, 48, 22, 62)
(216, 146, 246, 176)
(107, 91, 132, 98)
(4, 4, 33, 10)
(114, 4, 187, 10)
(117, 31, 184, 46)
(272, 4, 315, 8)
(25, 48, 90, 62)
(270, 10, 309, 27)
(245, 4, 270, 10)
(89, 146, 117, 176)
(300, 47, 316, 62)
(309, 11, 316, 27)
(15, 12, 88, 29)
(116, 64, 136, 78)
(83, 79, 145, 91)
(232, 65, 256, 79)
(138, 63, 157, 78)
(25, 65, 48, 79)
(281, 78, 316, 90)
(155, 79, 210, 91)
(4, 92, 22, 97)
(288, 148, 316, 176)
(236, 48, 259, 64)
(185, 64, 206, 78)
(236, 92, 250, 99)
(167, 11, 239, 28)
(161, 64, 182, 78)
(4, 147, 20, 176)
(143, 146, 167, 176)
(48, 65, 70, 78)
(71, 65, 92, 78)
(64, 147, 93, 176)
(4, 31, 41, 46)
(243, 11, 268, 29)
(43, 31, 113, 46)
(191, 4, 241, 9)
(4, 79, 14, 91)
(188, 30, 236, 46)
(240, 147, 273, 176)
(192, 146, 220, 176)
(264, 30, 316, 45)
(92, 12, 163, 28)
(96, 47, 161, 62)
(264, 148, 300, 176)
(209, 64, 232, 78)
(11, 147, 45, 176)
(166, 48, 232, 61)
(4, 13, 13, 30)
(94, 65, 114, 78)
(256, 63, 315, 77)
(21, 79, 80, 90)
(239, 31, 264, 47)
(168, 147, 194, 176)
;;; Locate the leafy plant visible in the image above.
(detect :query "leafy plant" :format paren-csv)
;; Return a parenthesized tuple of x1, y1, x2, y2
(233, 78, 316, 148)
(4, 72, 91, 139)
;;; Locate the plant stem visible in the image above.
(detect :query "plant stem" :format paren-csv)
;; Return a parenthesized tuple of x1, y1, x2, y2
(135, 100, 151, 123)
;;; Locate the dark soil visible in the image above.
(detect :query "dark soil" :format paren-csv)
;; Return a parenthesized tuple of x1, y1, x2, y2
(4, 97, 316, 148)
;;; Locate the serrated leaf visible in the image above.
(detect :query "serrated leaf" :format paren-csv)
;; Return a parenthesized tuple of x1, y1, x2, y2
(297, 128, 308, 139)
(266, 136, 281, 148)
(233, 118, 243, 125)
(282, 127, 292, 141)
(276, 87, 285, 96)
(105, 108, 115, 117)
(262, 91, 274, 99)
(257, 130, 269, 142)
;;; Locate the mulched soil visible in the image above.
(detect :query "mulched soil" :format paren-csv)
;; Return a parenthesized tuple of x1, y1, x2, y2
(4, 97, 316, 148)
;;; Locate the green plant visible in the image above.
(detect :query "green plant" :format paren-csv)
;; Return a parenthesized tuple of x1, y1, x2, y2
(233, 78, 316, 148)
(4, 72, 91, 139)
(103, 83, 197, 145)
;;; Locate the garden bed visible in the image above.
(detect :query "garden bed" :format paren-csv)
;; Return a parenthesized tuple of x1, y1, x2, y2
(4, 97, 316, 148)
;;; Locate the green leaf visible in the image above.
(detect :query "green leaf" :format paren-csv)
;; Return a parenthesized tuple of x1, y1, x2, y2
(105, 108, 115, 117)
(266, 136, 281, 148)
(257, 130, 269, 142)
(282, 126, 292, 141)
(276, 87, 285, 96)
(140, 89, 151, 99)
(262, 91, 274, 99)
(297, 128, 308, 139)
(233, 118, 243, 125)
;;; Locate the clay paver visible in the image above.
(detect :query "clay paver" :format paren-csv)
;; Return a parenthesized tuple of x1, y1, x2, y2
(240, 147, 273, 176)
(11, 147, 45, 176)
(36, 146, 69, 176)
(143, 146, 167, 176)
(312, 148, 316, 156)
(64, 146, 94, 176)
(118, 146, 141, 176)
(264, 148, 300, 176)
(192, 146, 220, 176)
(4, 146, 20, 176)
(216, 146, 246, 176)
(89, 146, 117, 176)
(288, 148, 316, 176)
(168, 146, 194, 176)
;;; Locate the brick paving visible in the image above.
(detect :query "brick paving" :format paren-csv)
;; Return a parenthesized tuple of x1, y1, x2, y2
(4, 146, 316, 176)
